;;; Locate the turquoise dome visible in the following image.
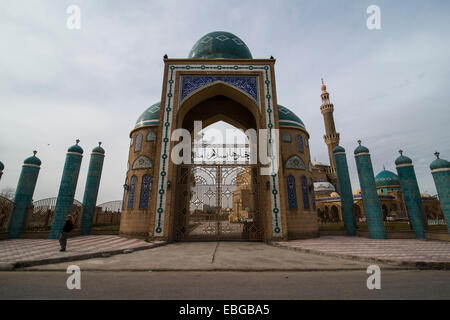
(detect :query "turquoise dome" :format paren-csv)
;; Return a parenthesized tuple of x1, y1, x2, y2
(188, 31, 253, 59)
(24, 152, 41, 166)
(278, 105, 306, 130)
(333, 145, 346, 154)
(430, 157, 450, 171)
(92, 143, 105, 154)
(68, 141, 83, 154)
(0, 161, 3, 171)
(395, 154, 412, 166)
(354, 142, 369, 155)
(135, 102, 161, 129)
(375, 170, 400, 187)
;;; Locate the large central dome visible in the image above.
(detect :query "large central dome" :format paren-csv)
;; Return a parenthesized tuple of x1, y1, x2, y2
(188, 31, 253, 59)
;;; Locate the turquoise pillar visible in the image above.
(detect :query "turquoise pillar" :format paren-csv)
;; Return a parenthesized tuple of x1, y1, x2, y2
(49, 140, 83, 239)
(354, 141, 386, 239)
(333, 145, 356, 235)
(430, 152, 450, 233)
(9, 151, 41, 238)
(80, 142, 105, 235)
(395, 150, 425, 238)
(0, 161, 4, 182)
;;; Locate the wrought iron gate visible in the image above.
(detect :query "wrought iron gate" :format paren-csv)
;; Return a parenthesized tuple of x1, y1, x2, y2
(173, 164, 263, 241)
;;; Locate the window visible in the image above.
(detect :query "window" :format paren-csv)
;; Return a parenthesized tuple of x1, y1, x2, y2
(146, 131, 156, 142)
(310, 178, 316, 210)
(301, 176, 310, 209)
(282, 133, 291, 142)
(134, 134, 142, 152)
(139, 175, 151, 209)
(127, 176, 137, 209)
(287, 175, 298, 209)
(132, 155, 152, 170)
(296, 135, 304, 153)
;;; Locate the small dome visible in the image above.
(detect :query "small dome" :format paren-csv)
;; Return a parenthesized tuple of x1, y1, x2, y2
(0, 161, 4, 171)
(333, 145, 346, 154)
(135, 102, 161, 129)
(314, 181, 335, 194)
(395, 151, 412, 166)
(24, 151, 41, 166)
(430, 152, 450, 171)
(188, 31, 252, 59)
(92, 142, 105, 154)
(354, 141, 369, 155)
(68, 140, 83, 154)
(375, 170, 400, 187)
(278, 105, 306, 130)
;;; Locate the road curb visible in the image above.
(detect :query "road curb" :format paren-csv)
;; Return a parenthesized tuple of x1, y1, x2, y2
(10, 241, 167, 270)
(270, 242, 450, 270)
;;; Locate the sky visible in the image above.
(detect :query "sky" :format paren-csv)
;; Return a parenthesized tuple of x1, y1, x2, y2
(0, 0, 449, 203)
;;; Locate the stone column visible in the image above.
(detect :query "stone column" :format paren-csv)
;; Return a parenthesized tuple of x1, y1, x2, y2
(80, 142, 105, 235)
(333, 145, 356, 235)
(395, 150, 425, 238)
(430, 152, 450, 233)
(354, 141, 386, 239)
(49, 140, 83, 239)
(9, 151, 41, 238)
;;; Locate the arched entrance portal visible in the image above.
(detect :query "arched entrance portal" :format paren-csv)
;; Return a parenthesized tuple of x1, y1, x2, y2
(171, 93, 264, 241)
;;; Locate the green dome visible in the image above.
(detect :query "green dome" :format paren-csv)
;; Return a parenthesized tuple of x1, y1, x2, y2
(68, 140, 83, 154)
(135, 102, 161, 129)
(354, 142, 369, 155)
(0, 161, 3, 171)
(333, 145, 346, 154)
(92, 142, 105, 154)
(395, 154, 412, 166)
(375, 170, 400, 187)
(430, 156, 450, 171)
(24, 152, 41, 166)
(278, 105, 306, 130)
(188, 31, 253, 59)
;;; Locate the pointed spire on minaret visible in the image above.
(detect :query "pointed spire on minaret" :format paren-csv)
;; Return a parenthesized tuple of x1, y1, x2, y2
(33, 150, 37, 156)
(399, 150, 403, 156)
(76, 139, 80, 145)
(434, 151, 440, 159)
(320, 79, 340, 172)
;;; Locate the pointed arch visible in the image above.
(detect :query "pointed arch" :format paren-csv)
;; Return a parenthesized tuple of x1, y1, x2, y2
(132, 155, 152, 170)
(286, 155, 306, 170)
(139, 175, 151, 209)
(286, 175, 298, 209)
(127, 176, 137, 209)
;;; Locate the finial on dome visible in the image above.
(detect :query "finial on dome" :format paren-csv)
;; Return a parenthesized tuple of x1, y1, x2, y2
(321, 78, 327, 91)
(434, 151, 440, 159)
(357, 140, 362, 146)
(33, 150, 37, 156)
(98, 142, 102, 147)
(399, 150, 403, 156)
(76, 139, 80, 145)
(383, 165, 386, 171)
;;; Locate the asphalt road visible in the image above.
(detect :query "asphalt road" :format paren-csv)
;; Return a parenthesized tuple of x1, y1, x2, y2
(1, 270, 450, 299)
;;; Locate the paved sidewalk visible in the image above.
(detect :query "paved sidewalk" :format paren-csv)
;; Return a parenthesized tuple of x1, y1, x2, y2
(0, 235, 165, 270)
(273, 236, 450, 268)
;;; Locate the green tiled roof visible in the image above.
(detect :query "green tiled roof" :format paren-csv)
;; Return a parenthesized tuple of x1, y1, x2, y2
(188, 31, 253, 59)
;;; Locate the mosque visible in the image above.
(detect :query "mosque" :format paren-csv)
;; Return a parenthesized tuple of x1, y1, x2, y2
(2, 31, 449, 242)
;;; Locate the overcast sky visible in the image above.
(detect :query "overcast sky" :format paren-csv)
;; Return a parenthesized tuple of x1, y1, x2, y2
(1, 0, 449, 203)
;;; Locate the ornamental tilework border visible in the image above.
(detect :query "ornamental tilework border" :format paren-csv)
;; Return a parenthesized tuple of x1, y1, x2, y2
(154, 64, 282, 238)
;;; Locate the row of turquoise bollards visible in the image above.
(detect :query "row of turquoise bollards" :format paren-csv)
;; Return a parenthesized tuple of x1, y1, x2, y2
(4, 140, 105, 239)
(333, 141, 450, 239)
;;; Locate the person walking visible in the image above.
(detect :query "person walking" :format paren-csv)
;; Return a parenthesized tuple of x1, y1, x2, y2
(59, 215, 74, 252)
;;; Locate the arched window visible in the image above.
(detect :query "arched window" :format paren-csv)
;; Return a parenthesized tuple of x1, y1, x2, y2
(301, 176, 310, 209)
(134, 134, 142, 152)
(286, 155, 306, 170)
(127, 176, 137, 209)
(146, 131, 156, 142)
(122, 177, 128, 210)
(139, 175, 151, 209)
(296, 135, 304, 153)
(282, 133, 291, 142)
(286, 175, 298, 209)
(310, 178, 316, 210)
(132, 155, 152, 169)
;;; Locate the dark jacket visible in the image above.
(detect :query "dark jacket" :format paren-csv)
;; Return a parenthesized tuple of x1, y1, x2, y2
(62, 220, 74, 233)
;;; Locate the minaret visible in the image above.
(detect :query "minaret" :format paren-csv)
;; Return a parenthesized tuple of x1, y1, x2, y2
(320, 79, 340, 171)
